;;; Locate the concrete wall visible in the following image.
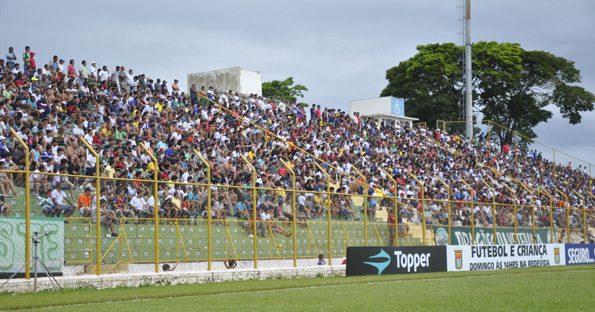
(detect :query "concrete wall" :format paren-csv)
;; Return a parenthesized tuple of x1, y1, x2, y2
(240, 69, 262, 95)
(1, 265, 346, 293)
(349, 96, 407, 117)
(187, 67, 262, 96)
(349, 97, 392, 116)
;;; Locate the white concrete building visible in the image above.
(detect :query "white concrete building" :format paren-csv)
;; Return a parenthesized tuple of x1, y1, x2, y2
(187, 67, 262, 96)
(349, 96, 418, 127)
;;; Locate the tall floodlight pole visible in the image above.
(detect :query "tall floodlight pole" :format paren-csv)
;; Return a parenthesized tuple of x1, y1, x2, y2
(464, 0, 473, 140)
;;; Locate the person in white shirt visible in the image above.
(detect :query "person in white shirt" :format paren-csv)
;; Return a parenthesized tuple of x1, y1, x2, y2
(260, 207, 291, 236)
(51, 183, 75, 217)
(142, 103, 154, 115)
(297, 194, 312, 219)
(33, 68, 43, 80)
(126, 69, 136, 88)
(218, 92, 229, 107)
(98, 66, 109, 82)
(89, 61, 98, 80)
(41, 64, 50, 76)
(85, 152, 96, 176)
(277, 101, 286, 113)
(72, 124, 84, 136)
(260, 209, 271, 221)
(130, 192, 147, 217)
(170, 130, 182, 142)
(146, 193, 162, 216)
(231, 93, 241, 108)
(57, 59, 65, 74)
(180, 170, 190, 183)
(11, 63, 21, 75)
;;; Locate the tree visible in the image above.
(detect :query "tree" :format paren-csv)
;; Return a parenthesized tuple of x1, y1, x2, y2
(381, 42, 595, 145)
(262, 77, 308, 103)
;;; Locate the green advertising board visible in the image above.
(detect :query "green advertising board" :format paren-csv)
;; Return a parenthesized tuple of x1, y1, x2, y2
(433, 226, 556, 245)
(0, 217, 64, 274)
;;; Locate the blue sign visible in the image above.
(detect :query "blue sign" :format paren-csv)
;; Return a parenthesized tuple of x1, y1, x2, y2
(565, 244, 595, 265)
(390, 97, 405, 116)
(363, 249, 392, 275)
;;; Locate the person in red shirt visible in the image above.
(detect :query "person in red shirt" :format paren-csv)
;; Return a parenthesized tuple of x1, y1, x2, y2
(67, 59, 77, 80)
(92, 132, 102, 146)
(180, 196, 191, 222)
(14, 73, 29, 89)
(29, 51, 37, 74)
(387, 208, 396, 245)
(502, 144, 510, 154)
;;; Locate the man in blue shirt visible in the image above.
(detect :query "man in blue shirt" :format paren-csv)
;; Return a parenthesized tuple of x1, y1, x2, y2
(5, 47, 16, 69)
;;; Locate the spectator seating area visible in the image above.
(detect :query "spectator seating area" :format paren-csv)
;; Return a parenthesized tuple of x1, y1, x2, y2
(0, 46, 594, 266)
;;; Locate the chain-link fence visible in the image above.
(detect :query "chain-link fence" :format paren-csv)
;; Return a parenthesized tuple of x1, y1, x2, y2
(1, 166, 594, 280)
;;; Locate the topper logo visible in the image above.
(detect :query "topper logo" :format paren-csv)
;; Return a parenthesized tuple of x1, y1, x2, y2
(394, 251, 431, 272)
(363, 249, 391, 275)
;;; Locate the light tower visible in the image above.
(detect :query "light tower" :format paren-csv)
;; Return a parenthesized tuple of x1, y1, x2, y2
(464, 0, 473, 140)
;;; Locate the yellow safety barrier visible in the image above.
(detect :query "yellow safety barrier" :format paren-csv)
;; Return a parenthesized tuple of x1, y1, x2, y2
(9, 128, 30, 278)
(0, 151, 592, 277)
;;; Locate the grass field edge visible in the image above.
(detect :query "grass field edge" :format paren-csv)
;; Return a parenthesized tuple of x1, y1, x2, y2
(2, 265, 594, 311)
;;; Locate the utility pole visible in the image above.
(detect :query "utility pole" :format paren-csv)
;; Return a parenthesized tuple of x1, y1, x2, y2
(464, 0, 473, 140)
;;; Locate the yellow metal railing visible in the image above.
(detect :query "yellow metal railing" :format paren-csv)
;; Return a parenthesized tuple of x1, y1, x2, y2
(79, 136, 101, 275)
(352, 166, 368, 246)
(194, 150, 212, 270)
(9, 128, 30, 278)
(240, 154, 258, 269)
(0, 159, 593, 277)
(538, 187, 555, 243)
(459, 176, 475, 243)
(435, 120, 467, 136)
(408, 172, 426, 246)
(434, 175, 451, 245)
(380, 168, 399, 246)
(140, 142, 160, 273)
(312, 161, 333, 264)
(480, 178, 498, 245)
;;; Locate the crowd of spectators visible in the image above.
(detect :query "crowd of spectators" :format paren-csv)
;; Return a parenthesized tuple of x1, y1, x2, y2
(0, 46, 593, 240)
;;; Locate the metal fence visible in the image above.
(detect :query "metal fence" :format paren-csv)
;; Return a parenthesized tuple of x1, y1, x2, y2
(1, 127, 594, 279)
(1, 163, 593, 279)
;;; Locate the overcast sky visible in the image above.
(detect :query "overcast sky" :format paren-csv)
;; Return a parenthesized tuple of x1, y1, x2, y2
(1, 0, 594, 167)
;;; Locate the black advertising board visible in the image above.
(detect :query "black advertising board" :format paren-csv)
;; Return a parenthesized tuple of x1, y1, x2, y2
(346, 246, 447, 276)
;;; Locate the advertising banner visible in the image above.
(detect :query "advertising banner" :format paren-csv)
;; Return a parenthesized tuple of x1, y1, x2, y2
(434, 226, 555, 245)
(347, 246, 446, 276)
(446, 244, 565, 272)
(565, 244, 595, 265)
(0, 217, 64, 275)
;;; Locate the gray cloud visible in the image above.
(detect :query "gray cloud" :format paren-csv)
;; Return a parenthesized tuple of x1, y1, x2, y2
(1, 0, 593, 163)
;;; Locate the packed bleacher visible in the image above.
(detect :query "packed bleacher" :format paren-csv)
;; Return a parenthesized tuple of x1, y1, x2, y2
(0, 46, 593, 238)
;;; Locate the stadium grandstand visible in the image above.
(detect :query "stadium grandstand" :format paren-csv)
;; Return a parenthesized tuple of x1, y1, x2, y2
(0, 46, 593, 276)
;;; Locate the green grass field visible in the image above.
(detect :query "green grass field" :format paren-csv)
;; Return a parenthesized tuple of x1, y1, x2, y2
(1, 265, 594, 311)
